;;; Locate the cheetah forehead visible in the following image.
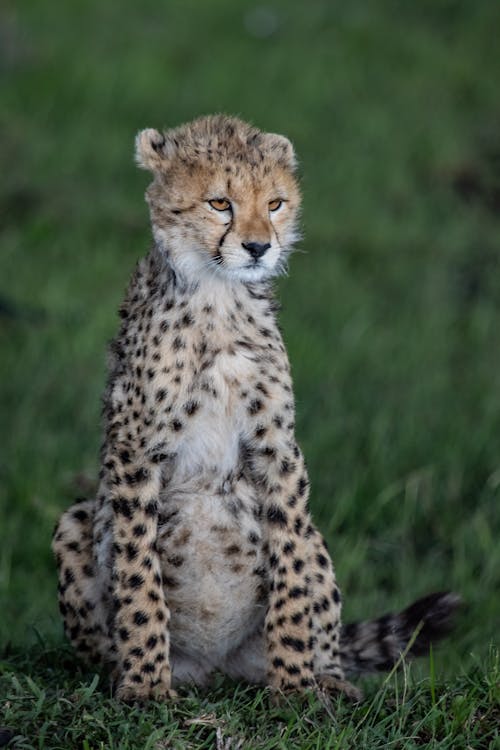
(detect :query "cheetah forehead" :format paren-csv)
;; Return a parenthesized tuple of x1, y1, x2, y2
(135, 114, 297, 176)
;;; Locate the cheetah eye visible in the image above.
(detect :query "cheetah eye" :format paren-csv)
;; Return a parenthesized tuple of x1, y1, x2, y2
(209, 198, 231, 211)
(268, 199, 283, 212)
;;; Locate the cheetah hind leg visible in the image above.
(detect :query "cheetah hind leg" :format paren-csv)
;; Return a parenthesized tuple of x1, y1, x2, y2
(52, 499, 112, 668)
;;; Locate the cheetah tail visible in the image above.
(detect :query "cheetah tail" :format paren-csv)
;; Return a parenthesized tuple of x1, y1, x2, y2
(339, 591, 462, 676)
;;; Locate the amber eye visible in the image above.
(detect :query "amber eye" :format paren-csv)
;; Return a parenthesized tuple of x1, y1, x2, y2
(268, 199, 283, 212)
(209, 198, 231, 211)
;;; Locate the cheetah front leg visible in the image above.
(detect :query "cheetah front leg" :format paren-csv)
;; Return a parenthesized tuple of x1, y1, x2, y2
(249, 401, 356, 700)
(248, 411, 317, 693)
(103, 444, 175, 702)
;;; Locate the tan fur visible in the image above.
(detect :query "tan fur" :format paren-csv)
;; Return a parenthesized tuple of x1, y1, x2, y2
(52, 115, 458, 704)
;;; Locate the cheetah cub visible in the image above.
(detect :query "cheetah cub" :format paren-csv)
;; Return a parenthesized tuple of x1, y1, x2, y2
(53, 115, 459, 703)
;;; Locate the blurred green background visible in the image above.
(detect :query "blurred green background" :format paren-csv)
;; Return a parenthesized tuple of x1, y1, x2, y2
(1, 0, 500, 675)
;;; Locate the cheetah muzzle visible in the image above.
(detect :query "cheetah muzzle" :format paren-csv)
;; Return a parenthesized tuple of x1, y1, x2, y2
(52, 114, 461, 704)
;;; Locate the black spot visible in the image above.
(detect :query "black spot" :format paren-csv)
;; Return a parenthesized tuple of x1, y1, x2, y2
(118, 627, 130, 641)
(183, 400, 199, 416)
(64, 568, 75, 585)
(129, 573, 144, 589)
(261, 445, 276, 457)
(280, 635, 306, 653)
(267, 505, 288, 526)
(125, 467, 149, 485)
(289, 586, 306, 599)
(151, 451, 168, 464)
(130, 646, 144, 658)
(168, 554, 184, 567)
(280, 459, 295, 475)
(145, 500, 158, 517)
(171, 419, 183, 431)
(180, 312, 194, 327)
(272, 656, 285, 668)
(247, 399, 263, 415)
(333, 588, 341, 604)
(133, 611, 149, 626)
(133, 523, 147, 537)
(297, 476, 308, 496)
(163, 576, 179, 589)
(126, 542, 139, 562)
(156, 389, 167, 402)
(112, 497, 133, 520)
(146, 635, 158, 650)
(172, 335, 185, 351)
(73, 509, 88, 523)
(316, 553, 328, 569)
(293, 559, 304, 573)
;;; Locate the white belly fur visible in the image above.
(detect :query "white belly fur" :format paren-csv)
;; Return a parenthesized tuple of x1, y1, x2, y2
(158, 480, 266, 667)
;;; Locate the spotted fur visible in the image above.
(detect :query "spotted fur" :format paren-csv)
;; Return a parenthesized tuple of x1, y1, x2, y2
(52, 115, 460, 703)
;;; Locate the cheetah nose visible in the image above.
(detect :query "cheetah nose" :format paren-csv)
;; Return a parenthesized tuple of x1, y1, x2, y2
(242, 241, 271, 260)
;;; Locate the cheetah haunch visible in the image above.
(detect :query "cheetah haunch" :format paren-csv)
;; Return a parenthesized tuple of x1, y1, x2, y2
(52, 115, 459, 703)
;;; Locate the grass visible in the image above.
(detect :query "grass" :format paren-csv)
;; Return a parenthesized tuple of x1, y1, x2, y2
(1, 0, 500, 747)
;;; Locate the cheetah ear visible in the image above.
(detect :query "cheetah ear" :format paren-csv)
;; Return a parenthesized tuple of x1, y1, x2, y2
(263, 132, 298, 172)
(135, 128, 176, 172)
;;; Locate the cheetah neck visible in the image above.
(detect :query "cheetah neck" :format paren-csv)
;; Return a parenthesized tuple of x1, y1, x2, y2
(153, 242, 277, 318)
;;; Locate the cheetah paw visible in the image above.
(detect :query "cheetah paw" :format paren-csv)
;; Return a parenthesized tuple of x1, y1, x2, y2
(115, 678, 178, 704)
(316, 674, 363, 703)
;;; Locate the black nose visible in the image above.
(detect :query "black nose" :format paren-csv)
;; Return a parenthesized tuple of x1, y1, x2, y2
(242, 241, 271, 260)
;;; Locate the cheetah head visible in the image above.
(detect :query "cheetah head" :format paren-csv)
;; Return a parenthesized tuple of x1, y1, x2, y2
(135, 115, 301, 285)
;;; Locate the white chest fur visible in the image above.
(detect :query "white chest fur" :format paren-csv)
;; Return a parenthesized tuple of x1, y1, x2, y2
(171, 350, 253, 485)
(149, 278, 269, 489)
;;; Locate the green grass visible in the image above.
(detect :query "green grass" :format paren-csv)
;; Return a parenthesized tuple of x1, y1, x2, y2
(1, 0, 500, 747)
